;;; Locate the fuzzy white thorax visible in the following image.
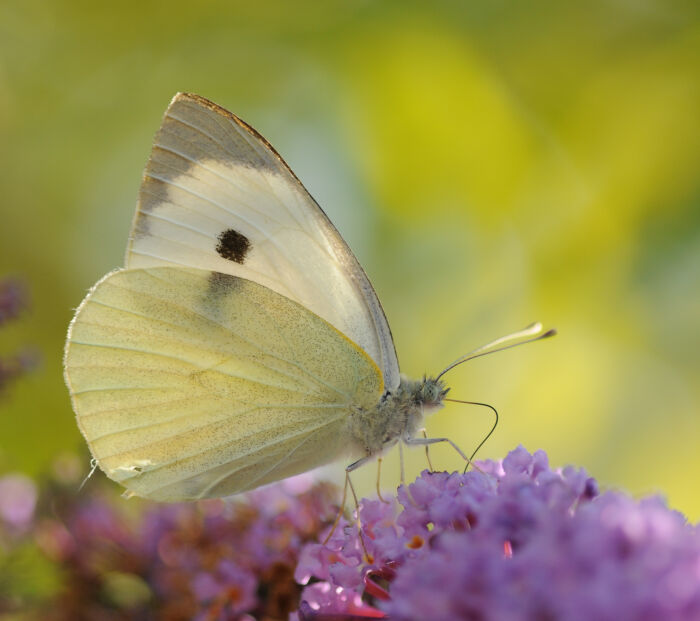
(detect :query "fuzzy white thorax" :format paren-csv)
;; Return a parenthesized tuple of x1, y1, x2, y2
(347, 374, 447, 457)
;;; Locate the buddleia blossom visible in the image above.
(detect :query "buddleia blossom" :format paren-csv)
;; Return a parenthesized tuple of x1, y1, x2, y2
(2, 466, 338, 621)
(295, 446, 700, 621)
(3, 445, 699, 620)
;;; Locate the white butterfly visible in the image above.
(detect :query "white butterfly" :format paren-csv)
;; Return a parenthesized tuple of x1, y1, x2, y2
(64, 93, 552, 502)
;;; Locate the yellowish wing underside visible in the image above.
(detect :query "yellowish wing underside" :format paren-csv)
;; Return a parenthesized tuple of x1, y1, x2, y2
(64, 267, 383, 501)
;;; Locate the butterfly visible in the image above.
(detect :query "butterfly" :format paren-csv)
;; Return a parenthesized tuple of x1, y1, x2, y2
(64, 93, 553, 502)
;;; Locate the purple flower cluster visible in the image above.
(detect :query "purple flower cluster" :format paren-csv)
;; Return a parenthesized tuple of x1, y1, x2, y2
(295, 447, 700, 621)
(3, 438, 698, 620)
(1, 466, 337, 621)
(0, 277, 37, 395)
(0, 278, 27, 325)
(0, 474, 37, 538)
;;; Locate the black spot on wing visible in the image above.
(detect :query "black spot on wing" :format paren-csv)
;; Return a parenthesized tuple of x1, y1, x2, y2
(216, 229, 251, 264)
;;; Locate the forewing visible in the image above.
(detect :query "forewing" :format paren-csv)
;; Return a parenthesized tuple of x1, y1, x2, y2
(64, 267, 383, 501)
(127, 93, 400, 390)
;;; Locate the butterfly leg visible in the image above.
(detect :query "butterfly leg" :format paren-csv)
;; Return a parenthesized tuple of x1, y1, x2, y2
(403, 435, 477, 471)
(376, 457, 390, 504)
(420, 429, 434, 472)
(324, 456, 375, 562)
(323, 471, 349, 545)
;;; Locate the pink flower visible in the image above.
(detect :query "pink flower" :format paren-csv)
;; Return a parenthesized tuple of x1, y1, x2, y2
(0, 474, 37, 529)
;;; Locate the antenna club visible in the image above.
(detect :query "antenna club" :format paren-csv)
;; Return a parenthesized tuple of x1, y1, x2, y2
(436, 323, 558, 380)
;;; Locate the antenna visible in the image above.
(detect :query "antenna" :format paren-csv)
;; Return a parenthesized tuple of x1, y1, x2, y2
(436, 322, 556, 381)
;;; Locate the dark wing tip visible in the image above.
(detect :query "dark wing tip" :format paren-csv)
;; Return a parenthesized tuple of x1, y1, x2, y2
(164, 92, 307, 187)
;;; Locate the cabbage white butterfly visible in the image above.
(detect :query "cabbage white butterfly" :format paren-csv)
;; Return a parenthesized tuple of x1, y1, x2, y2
(64, 93, 552, 502)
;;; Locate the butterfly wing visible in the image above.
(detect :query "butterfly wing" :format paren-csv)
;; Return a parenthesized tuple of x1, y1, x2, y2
(64, 267, 383, 501)
(126, 93, 400, 391)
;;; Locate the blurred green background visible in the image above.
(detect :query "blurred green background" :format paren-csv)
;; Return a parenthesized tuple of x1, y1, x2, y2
(1, 1, 698, 519)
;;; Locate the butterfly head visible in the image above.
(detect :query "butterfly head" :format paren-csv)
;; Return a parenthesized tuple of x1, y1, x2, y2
(415, 375, 449, 413)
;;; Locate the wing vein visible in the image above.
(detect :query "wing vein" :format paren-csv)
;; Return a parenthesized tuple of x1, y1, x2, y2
(96, 276, 343, 396)
(89, 401, 348, 440)
(164, 110, 296, 219)
(71, 339, 324, 397)
(139, 415, 345, 492)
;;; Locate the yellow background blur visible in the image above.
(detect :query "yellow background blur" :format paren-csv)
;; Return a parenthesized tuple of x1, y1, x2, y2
(1, 2, 698, 518)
